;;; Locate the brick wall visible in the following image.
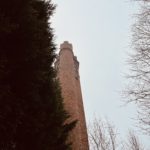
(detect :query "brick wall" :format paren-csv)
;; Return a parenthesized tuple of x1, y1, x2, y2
(55, 41, 89, 150)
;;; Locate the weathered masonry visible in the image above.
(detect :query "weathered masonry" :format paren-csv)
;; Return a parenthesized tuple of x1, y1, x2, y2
(55, 41, 89, 150)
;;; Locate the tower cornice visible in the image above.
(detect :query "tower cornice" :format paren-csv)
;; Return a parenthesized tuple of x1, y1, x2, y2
(59, 41, 74, 55)
(60, 41, 72, 50)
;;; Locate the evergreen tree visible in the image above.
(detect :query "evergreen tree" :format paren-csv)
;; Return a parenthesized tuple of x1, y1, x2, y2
(0, 0, 76, 149)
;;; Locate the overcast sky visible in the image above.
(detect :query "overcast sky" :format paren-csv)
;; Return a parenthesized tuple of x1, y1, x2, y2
(52, 0, 149, 148)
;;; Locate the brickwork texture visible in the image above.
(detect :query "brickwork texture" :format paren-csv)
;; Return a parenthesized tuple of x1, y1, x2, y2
(55, 41, 89, 150)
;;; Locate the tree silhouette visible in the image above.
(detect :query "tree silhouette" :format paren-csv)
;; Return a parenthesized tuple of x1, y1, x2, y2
(0, 0, 76, 149)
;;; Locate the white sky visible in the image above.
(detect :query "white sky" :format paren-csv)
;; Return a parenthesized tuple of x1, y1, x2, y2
(52, 0, 149, 148)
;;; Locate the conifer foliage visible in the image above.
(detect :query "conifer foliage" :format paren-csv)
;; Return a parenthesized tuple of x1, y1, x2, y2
(0, 0, 75, 149)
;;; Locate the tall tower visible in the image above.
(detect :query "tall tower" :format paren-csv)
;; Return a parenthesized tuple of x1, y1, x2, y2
(55, 41, 89, 150)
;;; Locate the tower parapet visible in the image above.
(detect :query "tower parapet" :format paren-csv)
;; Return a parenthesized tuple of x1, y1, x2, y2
(60, 41, 73, 50)
(55, 41, 89, 150)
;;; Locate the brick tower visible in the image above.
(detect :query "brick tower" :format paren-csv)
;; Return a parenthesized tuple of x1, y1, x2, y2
(55, 41, 89, 150)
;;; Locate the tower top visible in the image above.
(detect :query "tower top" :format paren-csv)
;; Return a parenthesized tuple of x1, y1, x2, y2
(60, 41, 73, 50)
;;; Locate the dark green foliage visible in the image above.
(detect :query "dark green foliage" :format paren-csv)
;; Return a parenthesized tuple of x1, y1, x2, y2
(0, 0, 76, 149)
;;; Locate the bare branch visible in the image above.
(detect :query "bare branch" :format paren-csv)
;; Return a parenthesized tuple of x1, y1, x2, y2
(88, 117, 118, 150)
(124, 3, 150, 135)
(124, 131, 145, 150)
